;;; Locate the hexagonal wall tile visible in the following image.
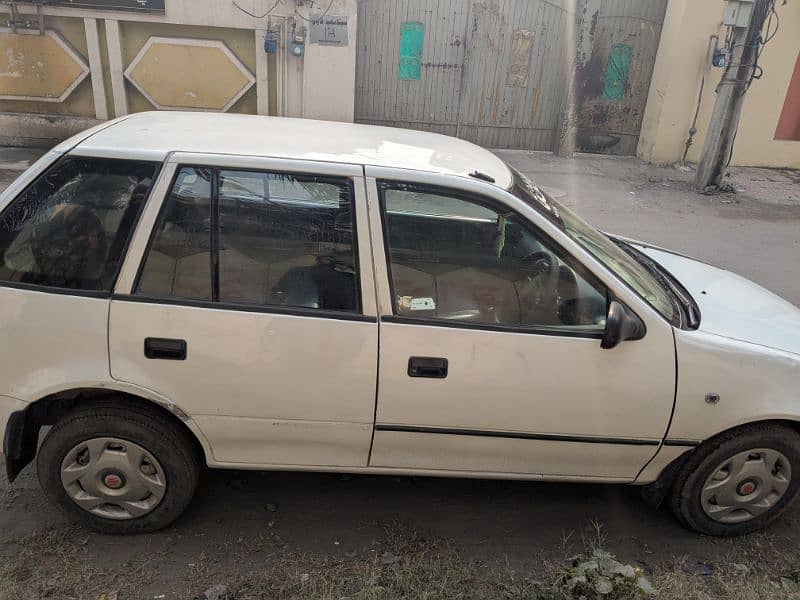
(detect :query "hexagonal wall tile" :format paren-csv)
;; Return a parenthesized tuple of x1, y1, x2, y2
(124, 37, 255, 112)
(0, 29, 90, 102)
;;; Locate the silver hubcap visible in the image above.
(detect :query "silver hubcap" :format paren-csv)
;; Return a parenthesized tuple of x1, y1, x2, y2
(701, 448, 791, 524)
(60, 437, 167, 520)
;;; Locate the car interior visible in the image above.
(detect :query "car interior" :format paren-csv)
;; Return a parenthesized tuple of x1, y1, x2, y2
(383, 188, 608, 329)
(137, 168, 359, 311)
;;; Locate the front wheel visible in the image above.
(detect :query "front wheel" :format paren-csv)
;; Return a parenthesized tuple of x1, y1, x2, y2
(37, 403, 200, 534)
(670, 423, 800, 536)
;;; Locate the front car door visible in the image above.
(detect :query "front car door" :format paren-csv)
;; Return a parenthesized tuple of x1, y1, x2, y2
(366, 167, 677, 481)
(110, 154, 378, 468)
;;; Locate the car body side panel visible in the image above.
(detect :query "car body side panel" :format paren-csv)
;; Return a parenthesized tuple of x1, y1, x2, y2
(669, 329, 800, 441)
(363, 168, 678, 479)
(635, 445, 692, 484)
(0, 288, 111, 403)
(192, 417, 374, 466)
(109, 153, 379, 469)
(370, 430, 652, 481)
(109, 301, 378, 423)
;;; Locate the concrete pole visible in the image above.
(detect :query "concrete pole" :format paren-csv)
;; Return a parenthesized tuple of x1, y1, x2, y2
(695, 0, 768, 190)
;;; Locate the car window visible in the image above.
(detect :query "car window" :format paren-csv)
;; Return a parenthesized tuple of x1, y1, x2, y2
(0, 157, 156, 292)
(380, 182, 607, 332)
(218, 169, 358, 311)
(137, 167, 213, 300)
(510, 168, 679, 325)
(137, 166, 359, 313)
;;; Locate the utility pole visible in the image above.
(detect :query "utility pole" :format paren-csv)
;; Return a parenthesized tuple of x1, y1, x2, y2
(695, 0, 770, 190)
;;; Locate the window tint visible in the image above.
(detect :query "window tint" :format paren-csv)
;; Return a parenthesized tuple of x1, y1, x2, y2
(136, 166, 359, 313)
(0, 157, 156, 291)
(381, 183, 607, 331)
(218, 170, 358, 311)
(137, 167, 213, 300)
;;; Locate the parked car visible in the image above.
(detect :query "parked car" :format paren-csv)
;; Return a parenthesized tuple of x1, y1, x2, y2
(1, 112, 799, 536)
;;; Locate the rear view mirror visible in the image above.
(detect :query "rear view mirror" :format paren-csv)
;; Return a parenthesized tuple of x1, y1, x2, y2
(601, 300, 646, 349)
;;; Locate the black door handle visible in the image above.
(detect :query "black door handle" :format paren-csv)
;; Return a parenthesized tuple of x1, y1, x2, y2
(144, 338, 187, 360)
(408, 356, 448, 378)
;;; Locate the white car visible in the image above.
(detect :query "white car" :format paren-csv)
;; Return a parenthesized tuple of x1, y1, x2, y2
(1, 112, 799, 536)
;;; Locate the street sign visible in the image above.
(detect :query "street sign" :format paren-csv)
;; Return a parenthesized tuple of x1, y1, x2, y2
(309, 14, 349, 46)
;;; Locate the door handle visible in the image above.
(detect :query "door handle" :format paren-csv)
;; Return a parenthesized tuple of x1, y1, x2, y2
(144, 338, 187, 360)
(408, 356, 448, 378)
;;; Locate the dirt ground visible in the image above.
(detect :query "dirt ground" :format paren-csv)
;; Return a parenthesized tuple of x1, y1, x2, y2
(1, 149, 800, 599)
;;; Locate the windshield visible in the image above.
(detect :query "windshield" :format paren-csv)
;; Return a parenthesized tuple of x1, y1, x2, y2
(509, 168, 679, 325)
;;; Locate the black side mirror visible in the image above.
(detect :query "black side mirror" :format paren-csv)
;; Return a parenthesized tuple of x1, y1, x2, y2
(601, 300, 646, 349)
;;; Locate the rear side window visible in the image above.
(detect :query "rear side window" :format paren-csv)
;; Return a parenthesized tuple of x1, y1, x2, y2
(0, 157, 157, 292)
(136, 166, 360, 313)
(137, 167, 213, 300)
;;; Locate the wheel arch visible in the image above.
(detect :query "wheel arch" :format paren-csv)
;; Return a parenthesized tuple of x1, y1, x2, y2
(642, 418, 800, 509)
(4, 386, 212, 482)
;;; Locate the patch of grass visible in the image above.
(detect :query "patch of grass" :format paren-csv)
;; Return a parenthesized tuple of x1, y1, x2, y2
(4, 522, 800, 599)
(0, 527, 158, 600)
(185, 522, 548, 600)
(649, 532, 800, 600)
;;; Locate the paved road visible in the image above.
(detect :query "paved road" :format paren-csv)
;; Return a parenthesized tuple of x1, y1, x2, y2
(1, 149, 799, 596)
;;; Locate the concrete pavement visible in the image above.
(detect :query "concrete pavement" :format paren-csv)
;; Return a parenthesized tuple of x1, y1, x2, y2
(496, 150, 800, 305)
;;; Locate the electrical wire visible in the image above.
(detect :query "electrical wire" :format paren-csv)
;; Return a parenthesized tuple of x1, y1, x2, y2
(232, 0, 282, 19)
(294, 0, 336, 22)
(683, 35, 719, 164)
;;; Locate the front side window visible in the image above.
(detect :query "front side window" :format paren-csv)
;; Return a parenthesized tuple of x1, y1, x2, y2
(380, 182, 607, 333)
(510, 169, 679, 324)
(0, 157, 157, 292)
(137, 166, 359, 313)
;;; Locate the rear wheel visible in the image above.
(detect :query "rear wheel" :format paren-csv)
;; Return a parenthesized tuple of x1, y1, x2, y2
(670, 423, 800, 536)
(37, 403, 200, 534)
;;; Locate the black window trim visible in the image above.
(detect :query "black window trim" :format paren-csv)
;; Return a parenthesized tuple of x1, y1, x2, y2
(0, 155, 162, 297)
(131, 164, 367, 318)
(376, 179, 611, 339)
(112, 293, 377, 323)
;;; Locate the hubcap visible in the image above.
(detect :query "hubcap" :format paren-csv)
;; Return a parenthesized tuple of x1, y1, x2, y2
(60, 437, 167, 520)
(701, 448, 791, 524)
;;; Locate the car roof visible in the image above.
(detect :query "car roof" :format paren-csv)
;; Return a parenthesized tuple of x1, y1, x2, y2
(70, 111, 513, 189)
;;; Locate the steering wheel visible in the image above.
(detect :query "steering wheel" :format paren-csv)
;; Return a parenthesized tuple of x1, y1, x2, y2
(519, 251, 561, 322)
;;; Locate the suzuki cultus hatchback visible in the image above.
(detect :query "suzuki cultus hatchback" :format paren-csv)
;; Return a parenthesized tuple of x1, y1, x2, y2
(2, 112, 800, 536)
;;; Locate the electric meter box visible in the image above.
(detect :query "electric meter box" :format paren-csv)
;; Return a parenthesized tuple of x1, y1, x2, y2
(723, 0, 755, 28)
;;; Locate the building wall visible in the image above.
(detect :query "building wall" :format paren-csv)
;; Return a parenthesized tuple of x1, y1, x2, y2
(0, 0, 357, 145)
(639, 0, 800, 168)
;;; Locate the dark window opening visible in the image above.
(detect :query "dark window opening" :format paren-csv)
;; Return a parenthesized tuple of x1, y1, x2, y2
(0, 157, 157, 292)
(136, 166, 360, 314)
(378, 181, 608, 332)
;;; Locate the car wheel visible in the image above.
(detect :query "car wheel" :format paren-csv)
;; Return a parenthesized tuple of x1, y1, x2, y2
(37, 402, 201, 534)
(670, 423, 800, 536)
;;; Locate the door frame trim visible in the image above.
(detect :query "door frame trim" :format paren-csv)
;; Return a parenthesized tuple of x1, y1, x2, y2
(111, 293, 377, 323)
(375, 424, 662, 446)
(381, 314, 604, 339)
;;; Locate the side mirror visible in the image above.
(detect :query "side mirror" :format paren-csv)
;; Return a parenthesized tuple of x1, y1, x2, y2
(601, 300, 646, 349)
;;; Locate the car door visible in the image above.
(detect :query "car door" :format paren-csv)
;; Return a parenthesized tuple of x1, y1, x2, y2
(366, 168, 677, 481)
(110, 153, 378, 468)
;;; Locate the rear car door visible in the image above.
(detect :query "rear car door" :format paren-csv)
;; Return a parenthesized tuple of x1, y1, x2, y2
(110, 154, 378, 468)
(366, 168, 677, 480)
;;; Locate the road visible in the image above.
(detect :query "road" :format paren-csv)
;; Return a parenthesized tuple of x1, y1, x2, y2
(1, 149, 799, 597)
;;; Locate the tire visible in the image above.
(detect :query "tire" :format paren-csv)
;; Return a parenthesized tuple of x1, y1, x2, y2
(670, 423, 800, 536)
(37, 402, 201, 534)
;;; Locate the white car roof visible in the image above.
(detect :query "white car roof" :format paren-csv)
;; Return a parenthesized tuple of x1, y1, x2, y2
(69, 111, 513, 189)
